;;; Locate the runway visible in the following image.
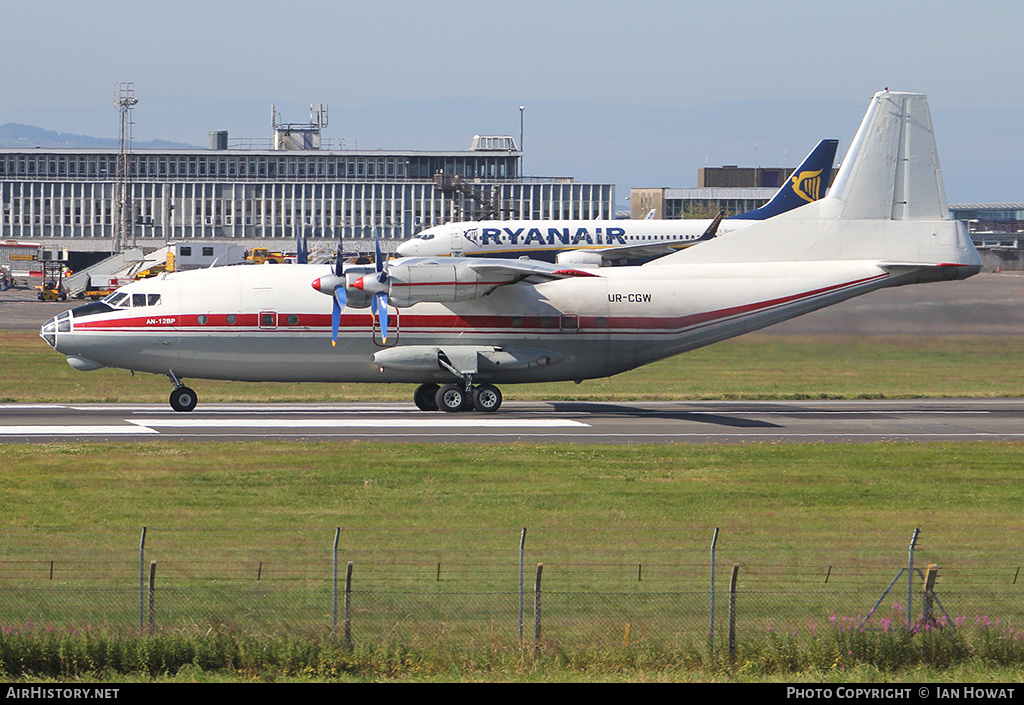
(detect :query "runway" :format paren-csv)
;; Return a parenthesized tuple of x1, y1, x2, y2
(2, 399, 1022, 444)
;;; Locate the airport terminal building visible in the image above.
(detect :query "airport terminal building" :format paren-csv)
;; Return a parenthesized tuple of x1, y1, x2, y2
(0, 131, 614, 253)
(630, 165, 842, 219)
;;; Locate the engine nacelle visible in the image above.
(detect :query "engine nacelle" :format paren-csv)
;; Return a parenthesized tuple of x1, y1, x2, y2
(311, 266, 375, 308)
(556, 249, 605, 267)
(383, 262, 518, 307)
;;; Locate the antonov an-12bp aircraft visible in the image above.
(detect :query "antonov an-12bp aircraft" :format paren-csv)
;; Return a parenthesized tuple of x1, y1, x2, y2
(41, 91, 981, 413)
(395, 138, 839, 265)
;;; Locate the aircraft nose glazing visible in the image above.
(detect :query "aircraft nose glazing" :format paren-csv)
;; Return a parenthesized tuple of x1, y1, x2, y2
(40, 310, 72, 349)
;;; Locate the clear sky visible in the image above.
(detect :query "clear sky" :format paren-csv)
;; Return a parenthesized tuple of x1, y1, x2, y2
(3, 0, 1021, 204)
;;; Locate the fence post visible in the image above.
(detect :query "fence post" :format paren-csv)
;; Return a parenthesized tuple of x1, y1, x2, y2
(344, 561, 353, 649)
(922, 564, 939, 628)
(332, 528, 340, 635)
(709, 527, 719, 651)
(148, 561, 156, 635)
(138, 527, 147, 636)
(728, 563, 739, 659)
(534, 563, 543, 655)
(519, 528, 527, 644)
(907, 528, 920, 629)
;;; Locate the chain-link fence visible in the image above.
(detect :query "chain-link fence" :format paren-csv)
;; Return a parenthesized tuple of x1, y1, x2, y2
(2, 527, 1021, 651)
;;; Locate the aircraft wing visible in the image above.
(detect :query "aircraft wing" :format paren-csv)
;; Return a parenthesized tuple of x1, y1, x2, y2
(375, 256, 601, 307)
(556, 211, 725, 265)
(458, 257, 602, 283)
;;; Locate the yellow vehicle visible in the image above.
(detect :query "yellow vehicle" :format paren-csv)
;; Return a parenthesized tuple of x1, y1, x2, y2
(134, 252, 175, 280)
(85, 274, 134, 300)
(245, 247, 287, 264)
(37, 262, 68, 301)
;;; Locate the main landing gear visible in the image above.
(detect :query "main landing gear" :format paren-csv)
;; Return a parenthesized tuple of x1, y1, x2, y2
(413, 382, 503, 413)
(167, 371, 198, 412)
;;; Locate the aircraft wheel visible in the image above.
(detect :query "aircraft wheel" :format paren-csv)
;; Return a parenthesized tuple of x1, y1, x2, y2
(169, 386, 198, 413)
(413, 383, 440, 411)
(472, 384, 502, 412)
(435, 384, 466, 413)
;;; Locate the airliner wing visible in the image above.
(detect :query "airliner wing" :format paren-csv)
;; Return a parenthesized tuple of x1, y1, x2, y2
(558, 211, 725, 264)
(591, 240, 688, 261)
(462, 258, 602, 284)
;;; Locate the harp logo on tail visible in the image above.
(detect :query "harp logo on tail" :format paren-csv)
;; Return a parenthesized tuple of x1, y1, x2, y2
(791, 169, 824, 203)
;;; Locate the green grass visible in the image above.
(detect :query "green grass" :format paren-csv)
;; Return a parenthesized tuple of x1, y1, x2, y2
(2, 441, 1022, 535)
(3, 620, 1024, 682)
(8, 330, 1024, 402)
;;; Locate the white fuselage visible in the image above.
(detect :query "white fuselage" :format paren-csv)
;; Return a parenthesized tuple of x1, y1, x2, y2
(43, 255, 911, 387)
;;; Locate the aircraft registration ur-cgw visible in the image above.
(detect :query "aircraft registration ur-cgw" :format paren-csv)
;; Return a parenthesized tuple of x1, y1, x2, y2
(41, 91, 982, 413)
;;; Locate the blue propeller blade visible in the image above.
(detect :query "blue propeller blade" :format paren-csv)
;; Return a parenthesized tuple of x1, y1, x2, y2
(372, 291, 389, 343)
(331, 285, 347, 346)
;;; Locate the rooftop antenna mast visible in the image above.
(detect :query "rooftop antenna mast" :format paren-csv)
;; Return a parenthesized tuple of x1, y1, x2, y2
(114, 82, 138, 252)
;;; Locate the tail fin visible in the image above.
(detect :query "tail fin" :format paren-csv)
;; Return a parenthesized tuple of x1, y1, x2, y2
(729, 138, 839, 220)
(824, 91, 948, 221)
(655, 90, 980, 276)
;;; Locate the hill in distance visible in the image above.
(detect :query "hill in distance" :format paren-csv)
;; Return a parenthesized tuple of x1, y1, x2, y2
(0, 123, 198, 150)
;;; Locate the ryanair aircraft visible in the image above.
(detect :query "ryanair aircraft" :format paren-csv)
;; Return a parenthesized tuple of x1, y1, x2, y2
(396, 139, 839, 266)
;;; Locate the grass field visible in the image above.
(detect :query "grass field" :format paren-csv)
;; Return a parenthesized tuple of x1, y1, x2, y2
(3, 330, 1024, 681)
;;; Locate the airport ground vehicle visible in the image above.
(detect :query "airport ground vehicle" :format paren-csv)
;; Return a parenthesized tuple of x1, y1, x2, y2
(37, 262, 68, 302)
(245, 247, 289, 264)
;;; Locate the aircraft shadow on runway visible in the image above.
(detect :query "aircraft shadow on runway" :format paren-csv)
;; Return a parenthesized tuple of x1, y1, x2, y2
(546, 402, 781, 428)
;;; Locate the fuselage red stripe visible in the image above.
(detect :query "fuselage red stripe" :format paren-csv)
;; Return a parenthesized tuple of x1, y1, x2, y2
(71, 273, 887, 335)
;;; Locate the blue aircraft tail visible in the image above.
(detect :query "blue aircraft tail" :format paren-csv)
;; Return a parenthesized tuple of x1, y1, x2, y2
(729, 138, 839, 220)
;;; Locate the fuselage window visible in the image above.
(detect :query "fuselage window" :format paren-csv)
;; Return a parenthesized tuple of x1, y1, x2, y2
(287, 314, 299, 325)
(197, 315, 208, 325)
(226, 314, 237, 325)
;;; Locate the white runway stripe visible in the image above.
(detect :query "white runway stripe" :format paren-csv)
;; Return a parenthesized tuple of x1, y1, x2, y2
(0, 425, 159, 435)
(128, 418, 590, 429)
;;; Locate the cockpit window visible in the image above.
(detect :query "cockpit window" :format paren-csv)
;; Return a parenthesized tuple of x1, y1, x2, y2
(102, 291, 160, 307)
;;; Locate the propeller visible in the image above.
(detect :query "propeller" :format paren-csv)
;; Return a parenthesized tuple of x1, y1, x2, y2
(329, 245, 347, 346)
(310, 235, 393, 345)
(373, 233, 390, 343)
(352, 235, 391, 342)
(371, 290, 389, 343)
